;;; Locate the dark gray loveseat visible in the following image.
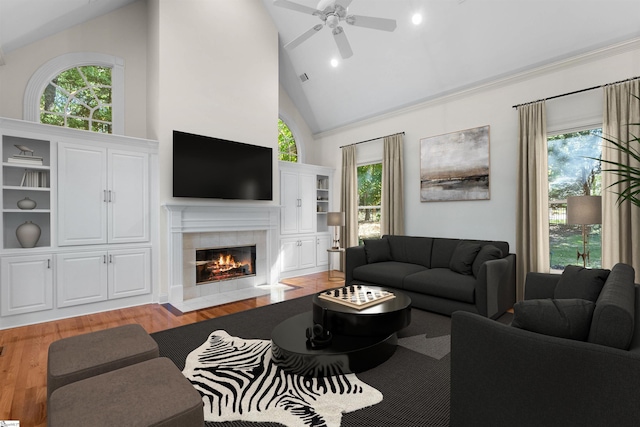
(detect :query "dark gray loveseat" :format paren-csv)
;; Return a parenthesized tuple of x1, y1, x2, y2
(451, 263, 638, 426)
(345, 235, 516, 318)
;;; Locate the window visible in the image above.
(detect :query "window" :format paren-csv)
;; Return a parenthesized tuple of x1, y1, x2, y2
(24, 53, 124, 134)
(40, 66, 113, 133)
(278, 119, 298, 162)
(357, 163, 382, 243)
(548, 128, 602, 270)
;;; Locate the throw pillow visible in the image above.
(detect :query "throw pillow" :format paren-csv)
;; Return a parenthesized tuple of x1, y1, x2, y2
(363, 238, 392, 263)
(471, 244, 503, 277)
(511, 298, 595, 341)
(554, 265, 610, 302)
(449, 242, 481, 275)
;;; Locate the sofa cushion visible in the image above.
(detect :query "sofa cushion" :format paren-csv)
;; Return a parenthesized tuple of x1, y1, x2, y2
(403, 268, 476, 303)
(511, 298, 595, 341)
(588, 263, 636, 350)
(386, 235, 433, 267)
(363, 238, 392, 263)
(449, 242, 482, 275)
(353, 262, 427, 289)
(554, 265, 610, 302)
(431, 239, 461, 268)
(472, 244, 503, 277)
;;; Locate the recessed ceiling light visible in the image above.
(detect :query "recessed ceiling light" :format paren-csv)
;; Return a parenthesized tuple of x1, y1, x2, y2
(330, 58, 339, 67)
(412, 13, 423, 25)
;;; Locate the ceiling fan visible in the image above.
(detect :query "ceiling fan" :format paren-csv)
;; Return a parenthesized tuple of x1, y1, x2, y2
(273, 0, 397, 59)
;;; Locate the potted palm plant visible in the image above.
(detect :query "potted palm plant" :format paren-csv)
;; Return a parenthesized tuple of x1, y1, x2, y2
(598, 94, 640, 207)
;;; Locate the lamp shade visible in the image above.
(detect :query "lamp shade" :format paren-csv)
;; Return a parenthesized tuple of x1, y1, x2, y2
(327, 212, 345, 226)
(567, 196, 602, 225)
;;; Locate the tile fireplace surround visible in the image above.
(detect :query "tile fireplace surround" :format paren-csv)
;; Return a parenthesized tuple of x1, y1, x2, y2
(163, 203, 281, 311)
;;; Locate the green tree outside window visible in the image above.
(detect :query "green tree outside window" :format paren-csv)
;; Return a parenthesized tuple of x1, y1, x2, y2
(278, 119, 298, 162)
(40, 66, 113, 134)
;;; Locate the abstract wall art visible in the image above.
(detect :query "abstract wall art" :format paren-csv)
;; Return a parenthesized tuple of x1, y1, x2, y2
(420, 125, 490, 202)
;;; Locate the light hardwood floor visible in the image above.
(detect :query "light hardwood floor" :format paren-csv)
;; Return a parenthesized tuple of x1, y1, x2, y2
(0, 272, 342, 427)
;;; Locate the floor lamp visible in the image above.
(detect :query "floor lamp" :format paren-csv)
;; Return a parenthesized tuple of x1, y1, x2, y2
(327, 212, 345, 249)
(567, 195, 601, 267)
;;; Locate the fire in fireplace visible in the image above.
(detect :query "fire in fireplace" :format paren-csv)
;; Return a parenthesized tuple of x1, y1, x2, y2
(195, 245, 256, 285)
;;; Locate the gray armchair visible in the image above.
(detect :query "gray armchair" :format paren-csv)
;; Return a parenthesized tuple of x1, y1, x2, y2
(450, 264, 640, 427)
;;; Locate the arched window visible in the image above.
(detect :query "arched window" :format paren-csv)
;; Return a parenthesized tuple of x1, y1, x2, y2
(278, 118, 298, 162)
(40, 65, 113, 133)
(24, 52, 124, 134)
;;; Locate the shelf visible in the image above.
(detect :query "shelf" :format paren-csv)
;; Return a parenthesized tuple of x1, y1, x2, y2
(3, 209, 51, 213)
(3, 162, 50, 170)
(4, 185, 50, 191)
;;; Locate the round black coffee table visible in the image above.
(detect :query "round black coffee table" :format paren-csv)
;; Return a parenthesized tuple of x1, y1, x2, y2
(312, 285, 411, 337)
(271, 286, 411, 377)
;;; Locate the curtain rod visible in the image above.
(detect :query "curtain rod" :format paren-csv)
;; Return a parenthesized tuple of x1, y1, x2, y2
(339, 132, 405, 149)
(512, 75, 640, 109)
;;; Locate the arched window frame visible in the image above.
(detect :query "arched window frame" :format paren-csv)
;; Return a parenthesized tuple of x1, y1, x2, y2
(278, 113, 304, 163)
(23, 52, 124, 135)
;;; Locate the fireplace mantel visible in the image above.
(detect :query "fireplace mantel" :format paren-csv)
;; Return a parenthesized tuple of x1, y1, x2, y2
(163, 202, 281, 306)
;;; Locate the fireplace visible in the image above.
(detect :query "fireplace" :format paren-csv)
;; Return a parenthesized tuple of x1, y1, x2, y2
(196, 245, 256, 285)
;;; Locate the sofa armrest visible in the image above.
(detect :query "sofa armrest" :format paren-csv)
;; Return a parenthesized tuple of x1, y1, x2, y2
(345, 245, 367, 284)
(475, 253, 516, 318)
(451, 311, 640, 427)
(524, 272, 561, 300)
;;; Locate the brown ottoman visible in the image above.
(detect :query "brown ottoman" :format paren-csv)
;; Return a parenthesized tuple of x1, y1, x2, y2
(47, 323, 159, 398)
(48, 357, 204, 427)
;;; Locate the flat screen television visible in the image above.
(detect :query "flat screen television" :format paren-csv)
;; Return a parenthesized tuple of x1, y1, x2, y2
(173, 130, 273, 200)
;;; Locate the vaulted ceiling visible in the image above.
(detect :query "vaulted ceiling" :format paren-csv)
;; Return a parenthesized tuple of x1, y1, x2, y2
(2, 0, 640, 135)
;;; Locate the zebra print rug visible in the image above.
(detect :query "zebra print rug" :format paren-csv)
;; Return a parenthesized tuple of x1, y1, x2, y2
(182, 330, 382, 427)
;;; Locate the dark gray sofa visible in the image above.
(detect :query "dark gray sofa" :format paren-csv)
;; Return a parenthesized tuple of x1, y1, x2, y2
(345, 235, 516, 318)
(451, 263, 639, 427)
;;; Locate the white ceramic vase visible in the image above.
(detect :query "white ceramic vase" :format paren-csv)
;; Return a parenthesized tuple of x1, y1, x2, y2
(17, 197, 37, 210)
(16, 221, 41, 248)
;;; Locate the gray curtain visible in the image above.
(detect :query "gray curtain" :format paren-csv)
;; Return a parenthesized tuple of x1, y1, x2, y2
(516, 101, 549, 301)
(381, 133, 405, 235)
(601, 80, 640, 282)
(340, 145, 359, 248)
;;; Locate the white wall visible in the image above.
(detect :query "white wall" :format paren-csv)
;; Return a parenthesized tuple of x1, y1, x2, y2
(147, 0, 279, 298)
(309, 41, 640, 251)
(0, 1, 148, 138)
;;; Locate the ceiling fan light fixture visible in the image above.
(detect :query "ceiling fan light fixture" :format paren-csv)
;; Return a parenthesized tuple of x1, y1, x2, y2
(330, 58, 339, 67)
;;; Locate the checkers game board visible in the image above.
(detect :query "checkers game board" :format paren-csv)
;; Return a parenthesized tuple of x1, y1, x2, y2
(318, 285, 396, 310)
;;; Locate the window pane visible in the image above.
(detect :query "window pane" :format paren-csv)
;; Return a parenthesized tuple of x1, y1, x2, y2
(548, 128, 602, 270)
(278, 119, 298, 162)
(39, 65, 113, 134)
(357, 163, 382, 244)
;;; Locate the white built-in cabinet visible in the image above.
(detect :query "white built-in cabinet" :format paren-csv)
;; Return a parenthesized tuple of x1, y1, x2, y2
(279, 162, 333, 279)
(58, 143, 149, 246)
(0, 118, 158, 329)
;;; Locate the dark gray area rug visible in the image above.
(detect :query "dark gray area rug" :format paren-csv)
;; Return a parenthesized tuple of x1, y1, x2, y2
(152, 296, 512, 427)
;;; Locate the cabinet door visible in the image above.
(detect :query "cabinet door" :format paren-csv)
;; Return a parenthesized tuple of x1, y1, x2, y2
(58, 143, 108, 246)
(108, 150, 149, 243)
(280, 239, 300, 272)
(280, 170, 299, 235)
(1, 254, 53, 316)
(298, 236, 316, 269)
(108, 247, 151, 299)
(316, 234, 331, 266)
(297, 173, 316, 234)
(56, 251, 108, 308)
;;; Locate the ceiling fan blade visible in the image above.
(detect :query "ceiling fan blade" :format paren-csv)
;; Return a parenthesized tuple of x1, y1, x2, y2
(273, 0, 320, 16)
(335, 0, 353, 8)
(346, 14, 397, 32)
(284, 24, 324, 50)
(332, 26, 353, 59)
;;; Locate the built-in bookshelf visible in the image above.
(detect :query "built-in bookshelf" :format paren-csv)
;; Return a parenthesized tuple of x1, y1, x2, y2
(2, 135, 51, 249)
(317, 174, 330, 233)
